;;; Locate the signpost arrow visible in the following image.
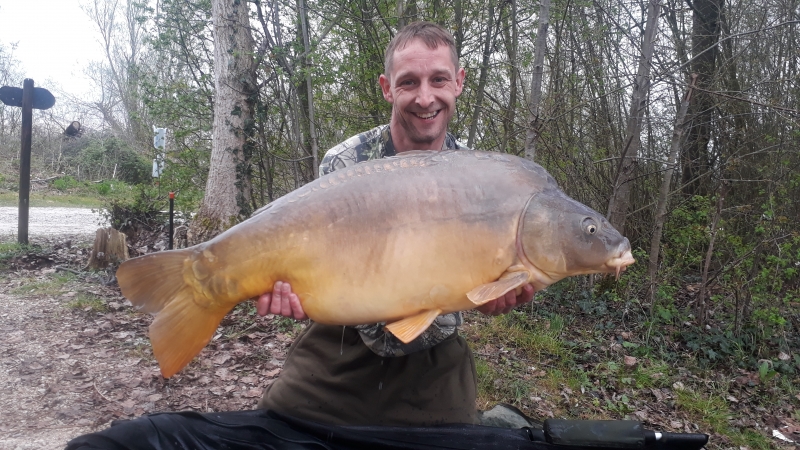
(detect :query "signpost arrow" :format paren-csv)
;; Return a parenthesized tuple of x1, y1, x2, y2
(0, 79, 55, 244)
(0, 85, 56, 110)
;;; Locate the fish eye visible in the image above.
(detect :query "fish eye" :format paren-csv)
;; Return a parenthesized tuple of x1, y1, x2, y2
(582, 218, 599, 235)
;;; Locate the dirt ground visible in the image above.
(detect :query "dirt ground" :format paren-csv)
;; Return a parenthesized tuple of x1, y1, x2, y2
(1, 219, 797, 449)
(0, 232, 298, 450)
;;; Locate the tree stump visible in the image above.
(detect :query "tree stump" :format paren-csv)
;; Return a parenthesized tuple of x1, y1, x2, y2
(86, 227, 130, 270)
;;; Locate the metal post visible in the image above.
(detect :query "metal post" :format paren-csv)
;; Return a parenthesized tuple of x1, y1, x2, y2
(168, 192, 175, 250)
(18, 79, 34, 245)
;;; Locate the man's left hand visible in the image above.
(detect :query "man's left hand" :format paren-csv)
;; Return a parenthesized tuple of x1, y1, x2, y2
(475, 283, 535, 316)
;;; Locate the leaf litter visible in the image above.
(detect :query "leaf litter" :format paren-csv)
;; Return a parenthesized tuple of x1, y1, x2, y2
(1, 232, 798, 450)
(0, 235, 298, 450)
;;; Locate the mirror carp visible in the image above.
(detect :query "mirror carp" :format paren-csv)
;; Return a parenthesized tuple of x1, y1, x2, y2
(117, 150, 635, 377)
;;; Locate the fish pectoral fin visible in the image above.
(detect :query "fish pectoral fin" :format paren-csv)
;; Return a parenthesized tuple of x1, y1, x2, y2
(384, 309, 443, 344)
(467, 270, 531, 305)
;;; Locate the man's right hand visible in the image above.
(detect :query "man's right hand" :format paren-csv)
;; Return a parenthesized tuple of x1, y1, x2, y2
(256, 281, 308, 320)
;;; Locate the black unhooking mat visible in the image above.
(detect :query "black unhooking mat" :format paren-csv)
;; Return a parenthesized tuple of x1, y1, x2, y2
(65, 409, 558, 450)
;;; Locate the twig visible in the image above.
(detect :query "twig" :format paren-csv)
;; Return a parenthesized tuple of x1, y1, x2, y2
(93, 382, 113, 403)
(55, 265, 82, 275)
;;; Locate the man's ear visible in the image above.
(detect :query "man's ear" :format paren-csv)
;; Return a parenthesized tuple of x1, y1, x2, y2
(379, 74, 393, 102)
(454, 67, 466, 97)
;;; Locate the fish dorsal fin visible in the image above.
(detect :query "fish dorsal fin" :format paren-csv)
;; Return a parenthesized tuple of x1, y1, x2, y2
(467, 269, 531, 305)
(385, 309, 442, 344)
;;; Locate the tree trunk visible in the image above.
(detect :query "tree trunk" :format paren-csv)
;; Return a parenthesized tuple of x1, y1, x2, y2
(648, 74, 698, 312)
(606, 0, 660, 234)
(87, 227, 130, 270)
(681, 0, 723, 196)
(500, 0, 519, 154)
(188, 0, 257, 244)
(454, 0, 463, 58)
(523, 0, 551, 160)
(467, 0, 496, 148)
(299, 0, 320, 178)
(697, 181, 729, 327)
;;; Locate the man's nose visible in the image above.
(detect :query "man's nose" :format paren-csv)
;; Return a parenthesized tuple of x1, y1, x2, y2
(416, 82, 434, 108)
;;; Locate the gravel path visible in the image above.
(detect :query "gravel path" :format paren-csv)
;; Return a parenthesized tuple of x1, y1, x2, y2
(0, 208, 108, 237)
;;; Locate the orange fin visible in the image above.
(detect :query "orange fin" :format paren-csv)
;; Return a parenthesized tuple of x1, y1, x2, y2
(467, 270, 530, 305)
(385, 309, 442, 344)
(116, 249, 229, 378)
(117, 249, 194, 313)
(149, 297, 231, 378)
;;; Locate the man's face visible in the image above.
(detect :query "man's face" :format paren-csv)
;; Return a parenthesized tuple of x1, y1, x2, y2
(379, 39, 465, 151)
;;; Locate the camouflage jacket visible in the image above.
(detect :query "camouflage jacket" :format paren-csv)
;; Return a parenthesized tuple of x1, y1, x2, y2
(319, 124, 468, 357)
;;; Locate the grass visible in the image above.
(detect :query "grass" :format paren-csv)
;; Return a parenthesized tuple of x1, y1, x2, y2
(0, 178, 136, 208)
(465, 303, 789, 449)
(0, 242, 38, 269)
(674, 388, 774, 449)
(66, 293, 109, 312)
(9, 273, 77, 296)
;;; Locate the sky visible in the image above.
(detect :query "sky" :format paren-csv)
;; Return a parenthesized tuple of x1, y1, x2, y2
(0, 0, 102, 97)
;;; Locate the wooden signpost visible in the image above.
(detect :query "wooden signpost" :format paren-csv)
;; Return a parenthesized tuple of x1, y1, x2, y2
(0, 79, 56, 244)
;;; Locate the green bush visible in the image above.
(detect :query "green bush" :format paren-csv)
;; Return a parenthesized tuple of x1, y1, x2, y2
(77, 138, 150, 184)
(52, 176, 81, 191)
(95, 181, 112, 195)
(103, 185, 163, 232)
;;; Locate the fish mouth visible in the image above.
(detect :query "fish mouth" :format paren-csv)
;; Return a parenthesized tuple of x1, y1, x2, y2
(607, 249, 636, 280)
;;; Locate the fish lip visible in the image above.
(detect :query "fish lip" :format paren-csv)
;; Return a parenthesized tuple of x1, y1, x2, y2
(608, 250, 636, 279)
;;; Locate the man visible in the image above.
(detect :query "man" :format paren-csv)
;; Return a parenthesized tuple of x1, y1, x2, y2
(255, 21, 535, 426)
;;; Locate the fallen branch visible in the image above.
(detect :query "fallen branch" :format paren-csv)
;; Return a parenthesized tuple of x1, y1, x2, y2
(55, 265, 82, 275)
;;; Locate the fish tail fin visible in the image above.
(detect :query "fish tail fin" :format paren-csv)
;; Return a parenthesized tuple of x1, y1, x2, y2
(149, 294, 230, 378)
(117, 249, 230, 378)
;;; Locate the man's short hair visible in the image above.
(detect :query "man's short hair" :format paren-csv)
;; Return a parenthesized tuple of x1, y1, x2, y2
(384, 21, 459, 77)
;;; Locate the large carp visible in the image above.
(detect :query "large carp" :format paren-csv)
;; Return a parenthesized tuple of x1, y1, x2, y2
(117, 150, 634, 377)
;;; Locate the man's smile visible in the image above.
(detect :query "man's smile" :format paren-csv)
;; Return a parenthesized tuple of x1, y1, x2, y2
(414, 110, 440, 120)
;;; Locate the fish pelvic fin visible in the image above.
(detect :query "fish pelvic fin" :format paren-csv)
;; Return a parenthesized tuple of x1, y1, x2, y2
(117, 249, 226, 378)
(385, 309, 442, 344)
(467, 269, 530, 306)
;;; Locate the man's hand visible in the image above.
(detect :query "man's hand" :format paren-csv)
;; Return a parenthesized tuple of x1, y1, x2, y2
(475, 283, 535, 316)
(256, 281, 308, 320)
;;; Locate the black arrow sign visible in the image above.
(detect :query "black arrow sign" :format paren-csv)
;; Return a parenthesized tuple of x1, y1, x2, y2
(0, 85, 56, 110)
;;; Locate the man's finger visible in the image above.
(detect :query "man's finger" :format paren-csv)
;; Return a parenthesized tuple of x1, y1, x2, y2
(269, 281, 283, 315)
(256, 293, 271, 316)
(279, 282, 293, 317)
(289, 293, 307, 320)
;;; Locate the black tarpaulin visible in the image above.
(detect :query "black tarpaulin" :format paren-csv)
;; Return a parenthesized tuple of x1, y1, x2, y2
(65, 409, 559, 450)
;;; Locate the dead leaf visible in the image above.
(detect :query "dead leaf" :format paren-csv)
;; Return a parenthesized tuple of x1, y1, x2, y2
(147, 394, 163, 402)
(650, 388, 664, 401)
(213, 354, 232, 365)
(243, 389, 262, 398)
(624, 355, 637, 367)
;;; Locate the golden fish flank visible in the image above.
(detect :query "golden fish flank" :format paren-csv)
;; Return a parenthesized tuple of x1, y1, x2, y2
(116, 150, 635, 378)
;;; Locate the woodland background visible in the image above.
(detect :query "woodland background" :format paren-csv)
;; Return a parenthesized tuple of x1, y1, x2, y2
(0, 0, 798, 446)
